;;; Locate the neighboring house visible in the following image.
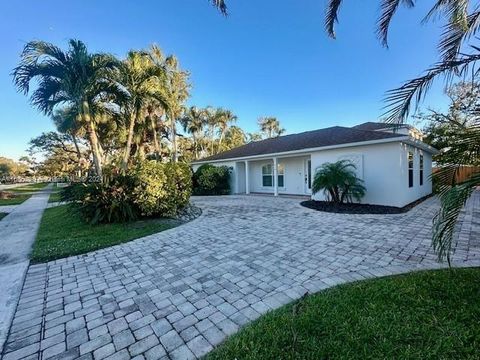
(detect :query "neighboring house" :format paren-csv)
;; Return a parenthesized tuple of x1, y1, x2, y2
(191, 122, 438, 207)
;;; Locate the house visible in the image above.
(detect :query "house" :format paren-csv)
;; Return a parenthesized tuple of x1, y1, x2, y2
(191, 122, 438, 207)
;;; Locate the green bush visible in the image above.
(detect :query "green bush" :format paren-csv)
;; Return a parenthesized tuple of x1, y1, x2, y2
(62, 176, 139, 224)
(312, 160, 366, 203)
(130, 161, 192, 217)
(63, 161, 192, 224)
(193, 164, 231, 195)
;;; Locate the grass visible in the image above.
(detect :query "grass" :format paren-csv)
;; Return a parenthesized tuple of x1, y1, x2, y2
(207, 268, 480, 360)
(31, 204, 180, 263)
(8, 182, 48, 193)
(0, 194, 31, 205)
(0, 212, 7, 220)
(48, 190, 63, 203)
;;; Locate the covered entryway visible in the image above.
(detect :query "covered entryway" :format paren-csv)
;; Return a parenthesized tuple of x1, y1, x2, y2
(237, 155, 312, 196)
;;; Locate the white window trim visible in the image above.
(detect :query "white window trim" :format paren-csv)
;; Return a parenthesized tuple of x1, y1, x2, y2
(261, 162, 286, 190)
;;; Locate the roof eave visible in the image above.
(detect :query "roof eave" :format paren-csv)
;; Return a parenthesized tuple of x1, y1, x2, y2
(191, 136, 411, 165)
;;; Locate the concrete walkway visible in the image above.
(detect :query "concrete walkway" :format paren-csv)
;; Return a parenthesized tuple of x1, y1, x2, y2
(1, 191, 479, 360)
(0, 184, 52, 353)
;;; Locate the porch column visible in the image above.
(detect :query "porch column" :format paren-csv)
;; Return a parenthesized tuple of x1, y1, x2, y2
(273, 157, 278, 196)
(245, 160, 250, 194)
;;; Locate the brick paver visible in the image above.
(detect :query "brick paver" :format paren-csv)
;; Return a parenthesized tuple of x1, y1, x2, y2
(2, 193, 479, 359)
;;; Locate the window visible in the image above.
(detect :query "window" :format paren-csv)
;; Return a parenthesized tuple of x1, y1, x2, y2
(261, 163, 285, 188)
(408, 152, 414, 188)
(419, 154, 424, 186)
(262, 164, 273, 187)
(277, 164, 285, 187)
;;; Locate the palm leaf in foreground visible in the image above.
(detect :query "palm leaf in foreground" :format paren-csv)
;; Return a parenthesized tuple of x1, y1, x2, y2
(433, 174, 479, 264)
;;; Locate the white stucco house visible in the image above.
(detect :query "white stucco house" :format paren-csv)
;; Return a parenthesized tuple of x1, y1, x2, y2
(191, 122, 438, 208)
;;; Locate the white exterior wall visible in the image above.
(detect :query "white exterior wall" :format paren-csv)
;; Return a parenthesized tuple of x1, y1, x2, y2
(248, 156, 310, 195)
(310, 142, 432, 207)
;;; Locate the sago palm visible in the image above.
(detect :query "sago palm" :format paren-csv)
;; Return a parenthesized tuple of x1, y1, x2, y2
(12, 39, 120, 178)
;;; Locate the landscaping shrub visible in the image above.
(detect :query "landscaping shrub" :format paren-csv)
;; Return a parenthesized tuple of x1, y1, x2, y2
(130, 161, 192, 217)
(62, 176, 139, 224)
(193, 164, 231, 195)
(312, 160, 366, 203)
(63, 161, 192, 224)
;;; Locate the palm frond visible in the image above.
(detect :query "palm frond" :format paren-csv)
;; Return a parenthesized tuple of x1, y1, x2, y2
(325, 0, 343, 39)
(383, 50, 480, 123)
(432, 172, 480, 263)
(377, 0, 415, 47)
(423, 0, 469, 27)
(210, 0, 227, 15)
(439, 11, 480, 61)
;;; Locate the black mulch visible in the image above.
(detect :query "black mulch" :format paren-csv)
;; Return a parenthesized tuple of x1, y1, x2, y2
(300, 195, 433, 214)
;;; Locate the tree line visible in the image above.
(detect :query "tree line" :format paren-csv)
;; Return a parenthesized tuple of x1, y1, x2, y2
(12, 39, 286, 178)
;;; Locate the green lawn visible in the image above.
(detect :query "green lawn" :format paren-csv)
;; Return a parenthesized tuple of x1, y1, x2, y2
(207, 268, 480, 360)
(31, 204, 180, 263)
(48, 191, 63, 203)
(9, 182, 48, 193)
(0, 194, 31, 205)
(0, 212, 7, 220)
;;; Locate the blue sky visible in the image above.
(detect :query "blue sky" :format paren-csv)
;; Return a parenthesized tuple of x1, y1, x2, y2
(0, 0, 449, 160)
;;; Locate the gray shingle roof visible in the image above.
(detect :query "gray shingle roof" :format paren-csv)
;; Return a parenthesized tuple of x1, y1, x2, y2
(352, 122, 405, 131)
(196, 126, 406, 162)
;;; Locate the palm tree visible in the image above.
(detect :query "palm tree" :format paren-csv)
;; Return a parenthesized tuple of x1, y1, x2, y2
(180, 106, 207, 159)
(312, 160, 366, 204)
(52, 107, 86, 176)
(162, 56, 190, 162)
(258, 116, 285, 138)
(12, 40, 120, 178)
(118, 50, 166, 170)
(215, 108, 237, 152)
(205, 107, 218, 155)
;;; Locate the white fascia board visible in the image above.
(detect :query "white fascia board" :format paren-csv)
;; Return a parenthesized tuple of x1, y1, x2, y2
(402, 138, 439, 155)
(191, 136, 411, 165)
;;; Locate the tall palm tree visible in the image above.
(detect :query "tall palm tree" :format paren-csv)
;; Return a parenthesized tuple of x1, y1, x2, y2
(215, 108, 237, 152)
(118, 50, 166, 170)
(161, 56, 190, 162)
(258, 116, 285, 138)
(52, 107, 86, 175)
(12, 39, 120, 178)
(204, 106, 218, 155)
(180, 106, 207, 159)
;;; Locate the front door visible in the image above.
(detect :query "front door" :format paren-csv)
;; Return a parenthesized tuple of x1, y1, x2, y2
(304, 159, 312, 194)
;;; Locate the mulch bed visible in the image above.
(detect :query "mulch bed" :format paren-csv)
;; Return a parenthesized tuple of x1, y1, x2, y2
(300, 195, 433, 214)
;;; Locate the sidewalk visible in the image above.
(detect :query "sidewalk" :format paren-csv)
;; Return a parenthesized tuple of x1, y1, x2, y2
(0, 184, 52, 353)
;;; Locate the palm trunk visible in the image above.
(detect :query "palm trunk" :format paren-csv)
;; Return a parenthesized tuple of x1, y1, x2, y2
(87, 121, 103, 179)
(82, 101, 103, 179)
(192, 133, 198, 160)
(218, 129, 226, 153)
(170, 112, 178, 162)
(122, 112, 137, 170)
(71, 134, 82, 177)
(150, 114, 160, 161)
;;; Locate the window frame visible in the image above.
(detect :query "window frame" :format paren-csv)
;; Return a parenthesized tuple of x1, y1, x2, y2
(408, 151, 414, 188)
(419, 153, 424, 186)
(262, 163, 273, 187)
(261, 162, 285, 189)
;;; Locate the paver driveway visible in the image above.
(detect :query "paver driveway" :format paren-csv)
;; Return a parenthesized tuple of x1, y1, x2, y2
(2, 194, 479, 360)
